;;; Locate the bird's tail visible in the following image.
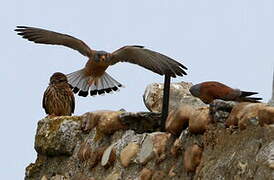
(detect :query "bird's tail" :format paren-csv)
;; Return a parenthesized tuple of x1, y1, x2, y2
(66, 69, 123, 97)
(238, 90, 262, 102)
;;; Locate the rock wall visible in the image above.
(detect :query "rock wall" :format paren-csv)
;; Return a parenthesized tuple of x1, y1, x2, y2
(25, 82, 274, 180)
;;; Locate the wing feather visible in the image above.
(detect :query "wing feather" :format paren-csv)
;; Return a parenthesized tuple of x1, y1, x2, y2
(15, 26, 94, 57)
(109, 46, 187, 77)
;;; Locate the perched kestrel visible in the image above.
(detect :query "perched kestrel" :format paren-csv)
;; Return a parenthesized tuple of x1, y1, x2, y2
(189, 81, 262, 104)
(15, 26, 187, 97)
(43, 72, 75, 116)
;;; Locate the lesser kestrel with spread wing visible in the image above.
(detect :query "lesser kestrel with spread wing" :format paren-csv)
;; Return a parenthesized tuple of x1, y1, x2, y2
(189, 81, 262, 104)
(43, 72, 75, 116)
(15, 26, 187, 97)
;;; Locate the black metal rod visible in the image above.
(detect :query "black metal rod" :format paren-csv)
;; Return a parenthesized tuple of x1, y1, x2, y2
(161, 75, 171, 131)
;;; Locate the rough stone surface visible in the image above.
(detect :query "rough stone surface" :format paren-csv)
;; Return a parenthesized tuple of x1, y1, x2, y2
(258, 106, 274, 126)
(139, 168, 153, 180)
(226, 103, 267, 130)
(210, 99, 236, 125)
(189, 107, 212, 134)
(119, 112, 162, 133)
(101, 143, 116, 167)
(183, 144, 203, 172)
(165, 105, 194, 135)
(151, 132, 171, 162)
(120, 143, 139, 167)
(35, 116, 82, 156)
(137, 134, 155, 164)
(26, 108, 274, 180)
(143, 82, 206, 113)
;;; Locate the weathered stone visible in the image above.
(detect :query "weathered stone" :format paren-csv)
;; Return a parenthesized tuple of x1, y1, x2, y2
(120, 143, 140, 167)
(170, 138, 183, 157)
(256, 141, 274, 169)
(27, 107, 274, 180)
(139, 168, 153, 180)
(105, 170, 121, 180)
(151, 170, 166, 180)
(168, 165, 176, 177)
(183, 144, 203, 172)
(138, 135, 155, 164)
(41, 176, 48, 180)
(88, 146, 107, 169)
(71, 174, 95, 180)
(151, 132, 171, 162)
(226, 102, 250, 127)
(165, 105, 194, 135)
(35, 116, 82, 156)
(258, 106, 274, 126)
(209, 99, 236, 124)
(189, 107, 212, 134)
(77, 142, 92, 162)
(226, 103, 267, 130)
(143, 82, 205, 112)
(82, 110, 125, 135)
(119, 112, 161, 133)
(101, 144, 116, 167)
(50, 174, 67, 180)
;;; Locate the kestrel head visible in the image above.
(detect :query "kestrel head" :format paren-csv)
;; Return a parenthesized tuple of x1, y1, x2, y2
(49, 72, 68, 85)
(94, 51, 109, 62)
(189, 84, 201, 97)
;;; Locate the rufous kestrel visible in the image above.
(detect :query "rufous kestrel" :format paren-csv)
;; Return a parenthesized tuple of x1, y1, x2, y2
(189, 81, 262, 104)
(15, 26, 187, 97)
(43, 72, 75, 116)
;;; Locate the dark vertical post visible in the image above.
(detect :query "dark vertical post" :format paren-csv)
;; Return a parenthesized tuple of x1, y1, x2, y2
(161, 75, 171, 131)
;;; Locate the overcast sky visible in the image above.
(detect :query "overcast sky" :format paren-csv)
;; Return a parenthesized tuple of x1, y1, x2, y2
(1, 0, 274, 179)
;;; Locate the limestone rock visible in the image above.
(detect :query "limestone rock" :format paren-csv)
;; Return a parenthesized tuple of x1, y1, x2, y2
(151, 132, 171, 162)
(137, 135, 154, 164)
(139, 168, 153, 180)
(105, 170, 121, 180)
(183, 144, 203, 172)
(71, 174, 95, 180)
(209, 99, 236, 124)
(35, 116, 82, 156)
(27, 105, 274, 180)
(189, 107, 212, 134)
(165, 105, 194, 135)
(258, 106, 274, 126)
(226, 102, 250, 127)
(226, 103, 267, 130)
(82, 110, 125, 135)
(143, 82, 205, 112)
(50, 174, 68, 180)
(120, 143, 139, 167)
(88, 146, 107, 169)
(41, 176, 48, 180)
(151, 170, 166, 180)
(77, 142, 92, 162)
(256, 141, 274, 172)
(137, 132, 171, 164)
(171, 138, 183, 157)
(119, 112, 161, 133)
(168, 165, 176, 177)
(101, 144, 116, 167)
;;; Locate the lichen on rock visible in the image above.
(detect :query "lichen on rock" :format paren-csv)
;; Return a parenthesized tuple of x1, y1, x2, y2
(35, 116, 82, 156)
(26, 82, 274, 180)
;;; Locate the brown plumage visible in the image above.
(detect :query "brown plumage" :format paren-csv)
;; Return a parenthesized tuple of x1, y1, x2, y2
(189, 81, 262, 104)
(43, 72, 75, 116)
(15, 26, 187, 97)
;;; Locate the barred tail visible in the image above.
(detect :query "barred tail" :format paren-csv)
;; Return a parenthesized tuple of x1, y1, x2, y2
(66, 69, 123, 97)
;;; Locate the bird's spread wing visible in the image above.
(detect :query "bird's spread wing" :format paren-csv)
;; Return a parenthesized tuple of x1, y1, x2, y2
(108, 46, 187, 77)
(15, 26, 94, 57)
